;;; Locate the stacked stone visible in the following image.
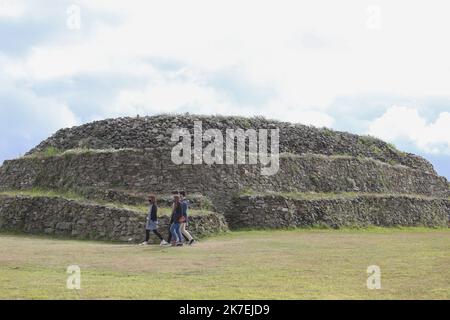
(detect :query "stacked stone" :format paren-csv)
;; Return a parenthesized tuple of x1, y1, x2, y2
(0, 114, 449, 235)
(0, 195, 228, 243)
(230, 194, 450, 229)
(26, 114, 434, 172)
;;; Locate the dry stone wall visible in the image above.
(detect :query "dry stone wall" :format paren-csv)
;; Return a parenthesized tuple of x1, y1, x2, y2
(26, 114, 435, 172)
(1, 114, 449, 233)
(0, 195, 228, 243)
(230, 194, 450, 228)
(0, 150, 448, 212)
(64, 187, 214, 210)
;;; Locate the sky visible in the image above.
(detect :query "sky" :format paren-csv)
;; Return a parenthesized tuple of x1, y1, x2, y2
(0, 0, 449, 179)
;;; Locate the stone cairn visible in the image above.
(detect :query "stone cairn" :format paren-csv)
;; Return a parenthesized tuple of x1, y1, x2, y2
(0, 114, 448, 242)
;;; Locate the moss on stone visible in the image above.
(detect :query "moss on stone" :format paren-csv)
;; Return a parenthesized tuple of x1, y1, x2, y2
(238, 190, 445, 201)
(0, 188, 214, 217)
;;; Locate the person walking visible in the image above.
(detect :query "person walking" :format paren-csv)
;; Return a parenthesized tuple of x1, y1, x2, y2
(180, 190, 195, 245)
(167, 190, 179, 244)
(169, 195, 184, 246)
(140, 195, 168, 246)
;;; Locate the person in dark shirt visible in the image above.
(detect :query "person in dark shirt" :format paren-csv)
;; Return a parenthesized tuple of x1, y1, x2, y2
(140, 195, 168, 246)
(170, 195, 184, 246)
(180, 190, 195, 245)
(167, 190, 179, 243)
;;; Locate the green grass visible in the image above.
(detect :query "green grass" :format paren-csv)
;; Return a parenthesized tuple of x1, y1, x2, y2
(24, 147, 134, 159)
(0, 187, 85, 201)
(22, 147, 410, 171)
(0, 188, 213, 217)
(0, 228, 448, 299)
(42, 146, 62, 157)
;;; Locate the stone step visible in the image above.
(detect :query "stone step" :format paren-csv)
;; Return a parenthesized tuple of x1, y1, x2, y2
(0, 193, 228, 243)
(0, 150, 448, 207)
(25, 114, 434, 173)
(229, 192, 450, 229)
(68, 187, 216, 211)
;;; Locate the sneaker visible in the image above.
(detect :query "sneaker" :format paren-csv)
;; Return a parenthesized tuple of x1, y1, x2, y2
(188, 239, 196, 245)
(160, 240, 169, 246)
(176, 242, 184, 246)
(139, 241, 148, 246)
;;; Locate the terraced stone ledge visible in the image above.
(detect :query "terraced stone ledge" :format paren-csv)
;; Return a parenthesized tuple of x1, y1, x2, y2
(26, 114, 435, 173)
(229, 192, 450, 229)
(1, 149, 448, 205)
(0, 191, 228, 243)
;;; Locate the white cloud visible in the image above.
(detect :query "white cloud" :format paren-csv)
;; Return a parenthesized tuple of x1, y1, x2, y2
(0, 1, 25, 18)
(106, 66, 334, 127)
(106, 66, 257, 118)
(0, 90, 79, 132)
(0, 67, 79, 158)
(110, 80, 240, 117)
(0, 98, 79, 160)
(368, 105, 450, 154)
(6, 0, 449, 112)
(263, 99, 334, 127)
(1, 0, 450, 131)
(284, 110, 334, 127)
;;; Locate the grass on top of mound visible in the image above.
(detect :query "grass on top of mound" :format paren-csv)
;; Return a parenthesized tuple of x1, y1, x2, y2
(238, 190, 444, 201)
(0, 188, 214, 217)
(24, 146, 137, 159)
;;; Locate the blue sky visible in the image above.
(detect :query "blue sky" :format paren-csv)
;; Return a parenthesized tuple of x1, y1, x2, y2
(0, 0, 449, 179)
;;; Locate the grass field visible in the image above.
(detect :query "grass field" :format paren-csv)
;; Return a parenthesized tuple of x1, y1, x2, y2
(0, 228, 449, 299)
